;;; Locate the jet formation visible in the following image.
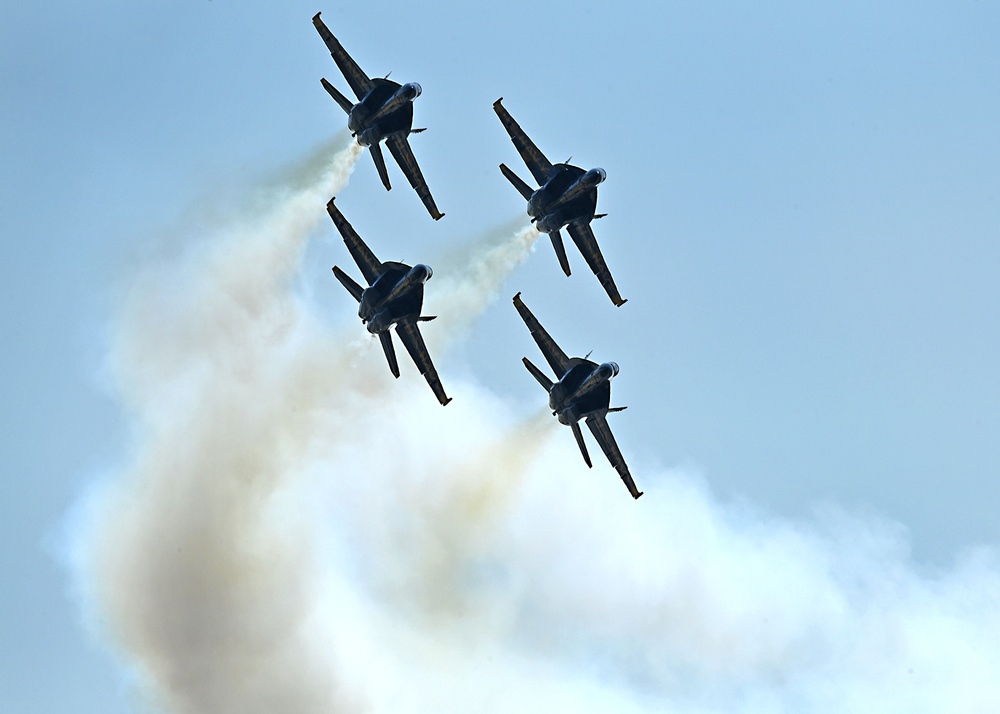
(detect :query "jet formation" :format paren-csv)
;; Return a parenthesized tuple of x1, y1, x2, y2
(313, 13, 643, 498)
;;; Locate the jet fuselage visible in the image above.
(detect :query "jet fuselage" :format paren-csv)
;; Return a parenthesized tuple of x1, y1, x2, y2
(358, 261, 432, 334)
(529, 164, 606, 234)
(549, 358, 619, 425)
(348, 78, 420, 147)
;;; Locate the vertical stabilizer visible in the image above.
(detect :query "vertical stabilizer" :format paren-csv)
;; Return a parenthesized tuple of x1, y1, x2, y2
(570, 422, 592, 468)
(379, 331, 400, 378)
(549, 230, 571, 276)
(370, 144, 392, 191)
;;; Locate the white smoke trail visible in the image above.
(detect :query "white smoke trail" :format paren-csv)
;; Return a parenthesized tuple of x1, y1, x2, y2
(72, 139, 1000, 714)
(430, 224, 539, 338)
(70, 138, 374, 714)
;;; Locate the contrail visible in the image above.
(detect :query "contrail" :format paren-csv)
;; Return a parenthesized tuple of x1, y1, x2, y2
(71, 139, 1000, 714)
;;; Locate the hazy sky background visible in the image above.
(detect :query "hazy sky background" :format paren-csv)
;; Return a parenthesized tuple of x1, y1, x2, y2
(3, 1, 999, 711)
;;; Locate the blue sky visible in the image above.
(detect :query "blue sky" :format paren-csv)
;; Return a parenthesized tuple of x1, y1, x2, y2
(3, 1, 1000, 711)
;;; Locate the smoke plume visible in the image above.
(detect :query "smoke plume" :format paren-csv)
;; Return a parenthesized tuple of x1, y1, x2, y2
(72, 140, 1000, 714)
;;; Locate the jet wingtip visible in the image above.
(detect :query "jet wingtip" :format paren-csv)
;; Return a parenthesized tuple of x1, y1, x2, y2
(634, 491, 644, 500)
(493, 97, 504, 107)
(312, 11, 322, 21)
(615, 297, 628, 307)
(441, 396, 453, 407)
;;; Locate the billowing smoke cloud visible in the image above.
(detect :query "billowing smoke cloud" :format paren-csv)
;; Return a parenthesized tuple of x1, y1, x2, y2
(71, 139, 1000, 714)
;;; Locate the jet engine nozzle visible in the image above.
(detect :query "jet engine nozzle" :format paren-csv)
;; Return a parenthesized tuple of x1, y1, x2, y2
(602, 361, 620, 378)
(367, 309, 394, 334)
(557, 405, 580, 426)
(535, 210, 566, 234)
(355, 125, 383, 147)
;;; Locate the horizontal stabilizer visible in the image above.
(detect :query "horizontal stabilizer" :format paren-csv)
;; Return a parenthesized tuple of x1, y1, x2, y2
(379, 331, 400, 379)
(571, 421, 593, 468)
(411, 127, 427, 134)
(418, 315, 437, 322)
(499, 163, 535, 200)
(320, 78, 354, 114)
(332, 266, 364, 302)
(594, 213, 607, 219)
(608, 406, 627, 413)
(522, 357, 554, 392)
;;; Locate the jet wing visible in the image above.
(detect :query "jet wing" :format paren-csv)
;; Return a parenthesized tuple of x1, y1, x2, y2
(586, 414, 642, 499)
(565, 222, 627, 307)
(312, 13, 375, 101)
(512, 292, 570, 377)
(394, 321, 452, 406)
(385, 134, 444, 220)
(326, 198, 382, 286)
(493, 98, 553, 187)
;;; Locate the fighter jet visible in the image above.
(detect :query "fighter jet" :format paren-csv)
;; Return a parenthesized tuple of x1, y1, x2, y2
(313, 13, 444, 221)
(327, 197, 451, 406)
(513, 293, 641, 498)
(494, 98, 625, 307)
